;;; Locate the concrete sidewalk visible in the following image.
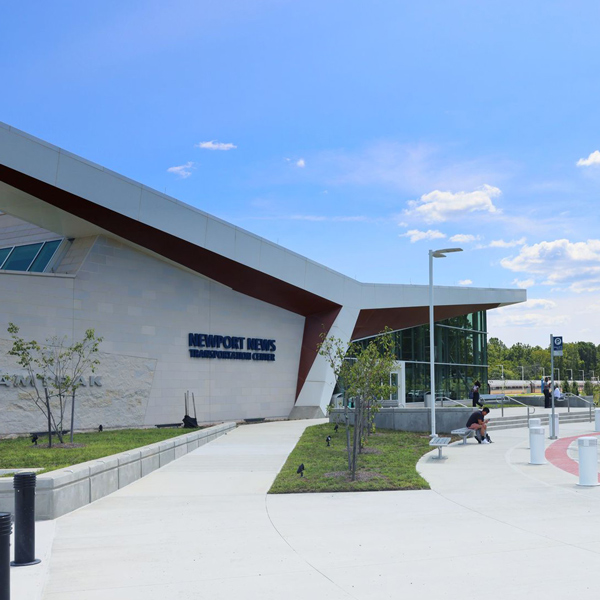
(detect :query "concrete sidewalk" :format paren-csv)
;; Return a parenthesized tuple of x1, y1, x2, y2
(13, 417, 600, 599)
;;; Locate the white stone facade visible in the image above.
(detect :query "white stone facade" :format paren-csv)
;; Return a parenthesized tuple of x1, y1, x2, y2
(0, 231, 304, 435)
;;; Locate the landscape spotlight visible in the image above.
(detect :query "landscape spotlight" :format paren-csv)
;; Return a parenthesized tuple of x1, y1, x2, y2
(31, 434, 38, 446)
(296, 463, 305, 477)
(334, 424, 339, 433)
(326, 435, 331, 447)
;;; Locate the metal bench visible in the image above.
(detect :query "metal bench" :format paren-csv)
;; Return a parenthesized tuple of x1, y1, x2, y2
(429, 436, 451, 459)
(451, 427, 475, 445)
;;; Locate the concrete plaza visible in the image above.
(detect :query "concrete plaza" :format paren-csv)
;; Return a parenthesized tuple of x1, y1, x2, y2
(11, 414, 600, 599)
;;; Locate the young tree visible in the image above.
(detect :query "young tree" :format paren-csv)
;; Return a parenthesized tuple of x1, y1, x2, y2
(7, 324, 103, 446)
(319, 329, 397, 481)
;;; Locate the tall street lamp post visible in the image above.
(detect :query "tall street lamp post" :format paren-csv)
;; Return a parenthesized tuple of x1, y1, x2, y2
(429, 247, 463, 437)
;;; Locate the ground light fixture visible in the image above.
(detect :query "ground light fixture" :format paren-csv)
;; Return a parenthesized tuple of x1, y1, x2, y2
(296, 463, 305, 477)
(429, 247, 463, 437)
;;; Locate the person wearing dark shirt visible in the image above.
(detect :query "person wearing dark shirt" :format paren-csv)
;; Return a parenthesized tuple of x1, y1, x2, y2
(543, 377, 551, 409)
(466, 407, 492, 443)
(471, 380, 483, 408)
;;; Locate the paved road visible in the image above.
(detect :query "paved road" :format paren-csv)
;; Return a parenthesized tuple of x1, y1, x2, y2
(11, 417, 600, 599)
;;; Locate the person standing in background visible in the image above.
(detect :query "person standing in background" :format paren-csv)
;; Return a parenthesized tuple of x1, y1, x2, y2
(543, 377, 551, 409)
(472, 380, 483, 408)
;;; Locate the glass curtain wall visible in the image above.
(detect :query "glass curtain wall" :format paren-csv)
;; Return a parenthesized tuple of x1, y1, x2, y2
(356, 311, 488, 403)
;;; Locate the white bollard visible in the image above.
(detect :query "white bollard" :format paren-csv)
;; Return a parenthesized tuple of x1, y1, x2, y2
(577, 437, 598, 487)
(527, 418, 541, 448)
(529, 426, 546, 465)
(549, 413, 559, 438)
(595, 409, 600, 433)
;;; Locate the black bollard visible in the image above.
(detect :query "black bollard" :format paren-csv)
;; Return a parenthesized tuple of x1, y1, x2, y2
(0, 513, 11, 600)
(11, 472, 40, 567)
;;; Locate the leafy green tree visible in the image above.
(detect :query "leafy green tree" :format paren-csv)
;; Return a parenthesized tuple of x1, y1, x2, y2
(576, 342, 597, 375)
(7, 323, 103, 446)
(319, 329, 397, 481)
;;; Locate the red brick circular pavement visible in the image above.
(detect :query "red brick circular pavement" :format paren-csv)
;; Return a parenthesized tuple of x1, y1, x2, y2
(545, 431, 600, 481)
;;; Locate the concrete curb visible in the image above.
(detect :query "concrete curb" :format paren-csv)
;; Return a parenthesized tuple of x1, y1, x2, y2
(0, 422, 236, 520)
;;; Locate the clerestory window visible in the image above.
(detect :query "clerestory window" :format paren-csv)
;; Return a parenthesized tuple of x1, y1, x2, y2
(0, 239, 62, 273)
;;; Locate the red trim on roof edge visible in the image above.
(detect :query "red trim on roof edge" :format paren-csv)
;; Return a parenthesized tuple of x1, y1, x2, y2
(295, 306, 342, 400)
(0, 164, 343, 402)
(352, 304, 500, 339)
(0, 165, 341, 318)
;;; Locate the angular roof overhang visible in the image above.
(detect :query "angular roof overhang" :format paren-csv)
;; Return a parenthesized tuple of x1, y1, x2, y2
(0, 123, 527, 402)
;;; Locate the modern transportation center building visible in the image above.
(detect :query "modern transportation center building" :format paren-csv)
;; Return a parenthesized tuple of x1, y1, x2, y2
(0, 123, 526, 435)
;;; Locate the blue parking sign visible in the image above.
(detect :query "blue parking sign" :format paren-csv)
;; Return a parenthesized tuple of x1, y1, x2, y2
(552, 336, 563, 356)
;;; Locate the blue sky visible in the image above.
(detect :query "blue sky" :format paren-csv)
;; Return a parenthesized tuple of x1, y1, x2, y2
(3, 0, 600, 346)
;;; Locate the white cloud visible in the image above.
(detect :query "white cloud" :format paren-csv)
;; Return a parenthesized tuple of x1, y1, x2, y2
(489, 237, 527, 248)
(400, 229, 446, 243)
(576, 150, 600, 167)
(296, 158, 306, 168)
(195, 140, 237, 151)
(501, 239, 600, 292)
(167, 161, 195, 178)
(524, 299, 556, 310)
(459, 279, 472, 286)
(405, 184, 501, 223)
(315, 141, 513, 195)
(450, 234, 479, 243)
(488, 298, 568, 329)
(487, 295, 600, 346)
(512, 278, 535, 289)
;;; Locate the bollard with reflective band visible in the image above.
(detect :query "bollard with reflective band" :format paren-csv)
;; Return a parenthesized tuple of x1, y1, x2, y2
(549, 413, 559, 439)
(0, 513, 12, 600)
(529, 426, 546, 465)
(11, 472, 40, 567)
(595, 409, 600, 433)
(577, 437, 599, 487)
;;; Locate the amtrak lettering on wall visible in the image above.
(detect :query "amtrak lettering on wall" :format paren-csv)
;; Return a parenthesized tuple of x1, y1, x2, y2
(188, 333, 276, 362)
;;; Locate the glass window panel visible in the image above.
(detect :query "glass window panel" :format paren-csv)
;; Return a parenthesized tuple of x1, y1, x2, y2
(29, 240, 61, 272)
(0, 247, 11, 267)
(1, 243, 42, 271)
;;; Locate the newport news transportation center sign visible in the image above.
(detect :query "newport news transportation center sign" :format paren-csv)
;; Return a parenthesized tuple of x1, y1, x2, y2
(188, 333, 277, 362)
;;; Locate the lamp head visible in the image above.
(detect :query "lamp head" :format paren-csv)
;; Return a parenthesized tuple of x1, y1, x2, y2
(430, 247, 463, 258)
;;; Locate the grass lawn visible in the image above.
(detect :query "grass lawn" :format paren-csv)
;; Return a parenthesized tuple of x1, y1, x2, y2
(0, 428, 195, 475)
(269, 422, 431, 493)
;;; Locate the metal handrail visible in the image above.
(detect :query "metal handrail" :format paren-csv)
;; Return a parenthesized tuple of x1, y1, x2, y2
(437, 395, 468, 408)
(563, 393, 594, 422)
(496, 394, 536, 422)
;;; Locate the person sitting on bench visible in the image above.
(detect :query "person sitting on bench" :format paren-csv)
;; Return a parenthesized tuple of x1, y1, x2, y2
(466, 407, 492, 444)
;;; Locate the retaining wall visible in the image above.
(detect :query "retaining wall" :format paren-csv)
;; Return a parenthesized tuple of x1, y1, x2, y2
(329, 407, 473, 433)
(0, 422, 236, 520)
